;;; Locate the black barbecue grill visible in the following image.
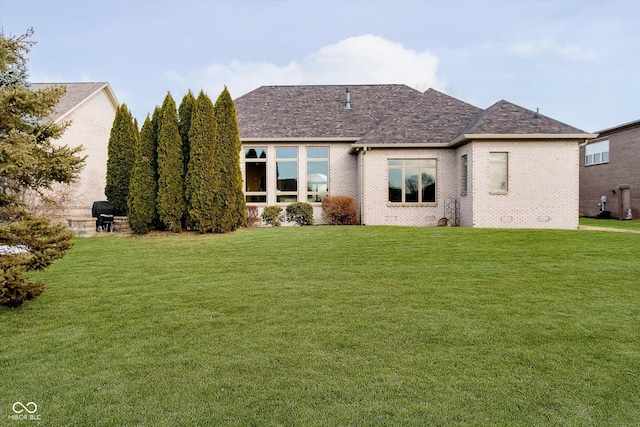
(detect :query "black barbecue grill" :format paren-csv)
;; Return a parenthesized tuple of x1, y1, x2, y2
(92, 201, 115, 232)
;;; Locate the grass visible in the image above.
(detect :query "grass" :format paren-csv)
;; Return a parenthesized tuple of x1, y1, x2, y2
(580, 217, 640, 231)
(2, 226, 640, 426)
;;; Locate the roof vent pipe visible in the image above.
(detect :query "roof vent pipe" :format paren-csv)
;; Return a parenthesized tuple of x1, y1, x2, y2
(345, 88, 351, 110)
(535, 107, 539, 118)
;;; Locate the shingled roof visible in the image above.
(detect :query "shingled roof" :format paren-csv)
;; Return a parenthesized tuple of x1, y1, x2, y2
(235, 84, 425, 139)
(30, 82, 117, 122)
(358, 88, 483, 144)
(462, 100, 585, 135)
(235, 84, 588, 144)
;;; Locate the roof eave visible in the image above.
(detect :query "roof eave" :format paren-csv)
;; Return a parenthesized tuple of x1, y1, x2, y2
(242, 137, 359, 143)
(349, 142, 449, 153)
(448, 133, 599, 147)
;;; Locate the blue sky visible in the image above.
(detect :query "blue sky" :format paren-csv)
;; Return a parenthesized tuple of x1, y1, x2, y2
(1, 0, 638, 132)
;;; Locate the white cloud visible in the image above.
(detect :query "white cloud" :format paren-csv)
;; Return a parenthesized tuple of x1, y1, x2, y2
(164, 35, 444, 98)
(509, 37, 595, 61)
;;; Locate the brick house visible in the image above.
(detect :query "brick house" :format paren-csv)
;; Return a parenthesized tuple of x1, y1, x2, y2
(579, 119, 640, 219)
(235, 85, 595, 229)
(31, 82, 119, 218)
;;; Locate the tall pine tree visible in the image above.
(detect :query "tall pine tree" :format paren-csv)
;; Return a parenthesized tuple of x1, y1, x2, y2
(212, 87, 246, 232)
(1, 29, 81, 306)
(156, 93, 185, 232)
(186, 91, 218, 232)
(105, 104, 137, 215)
(127, 116, 157, 234)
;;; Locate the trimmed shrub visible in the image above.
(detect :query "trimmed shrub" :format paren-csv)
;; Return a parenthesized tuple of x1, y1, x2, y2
(286, 202, 314, 226)
(261, 205, 283, 227)
(321, 196, 358, 225)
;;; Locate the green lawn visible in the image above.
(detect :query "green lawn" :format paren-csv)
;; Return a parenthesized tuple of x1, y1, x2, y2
(580, 217, 640, 231)
(2, 226, 639, 426)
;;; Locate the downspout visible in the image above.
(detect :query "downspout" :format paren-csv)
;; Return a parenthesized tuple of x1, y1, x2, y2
(360, 147, 368, 225)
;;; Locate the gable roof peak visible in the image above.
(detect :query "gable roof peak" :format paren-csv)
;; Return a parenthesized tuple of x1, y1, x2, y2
(463, 99, 586, 135)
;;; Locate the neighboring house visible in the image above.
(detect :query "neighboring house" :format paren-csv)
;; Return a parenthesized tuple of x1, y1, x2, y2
(579, 119, 640, 219)
(30, 82, 119, 218)
(235, 85, 595, 229)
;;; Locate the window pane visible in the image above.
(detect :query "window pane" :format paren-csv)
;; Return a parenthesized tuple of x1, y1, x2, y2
(422, 171, 436, 202)
(277, 194, 298, 203)
(594, 153, 601, 163)
(388, 169, 402, 202)
(405, 168, 419, 202)
(246, 195, 266, 203)
(585, 154, 593, 165)
(490, 153, 508, 192)
(245, 162, 266, 192)
(461, 155, 468, 195)
(245, 148, 266, 159)
(307, 147, 328, 158)
(276, 161, 297, 191)
(388, 159, 402, 166)
(276, 147, 297, 158)
(307, 162, 328, 191)
(602, 151, 609, 162)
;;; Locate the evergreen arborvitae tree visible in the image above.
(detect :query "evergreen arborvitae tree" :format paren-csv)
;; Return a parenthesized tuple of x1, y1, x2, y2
(156, 93, 185, 232)
(105, 104, 137, 215)
(186, 91, 218, 233)
(212, 87, 246, 232)
(0, 29, 82, 307)
(178, 91, 196, 227)
(127, 116, 157, 234)
(178, 91, 195, 178)
(150, 106, 162, 228)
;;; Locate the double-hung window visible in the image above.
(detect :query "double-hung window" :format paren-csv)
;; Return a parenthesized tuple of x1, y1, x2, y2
(585, 140, 609, 165)
(306, 147, 329, 203)
(276, 147, 298, 203)
(244, 147, 267, 203)
(388, 159, 437, 203)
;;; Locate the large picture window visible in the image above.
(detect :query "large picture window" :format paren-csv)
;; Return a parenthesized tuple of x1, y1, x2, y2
(276, 147, 298, 203)
(306, 147, 329, 203)
(244, 147, 267, 203)
(388, 159, 436, 204)
(585, 140, 609, 165)
(489, 152, 508, 193)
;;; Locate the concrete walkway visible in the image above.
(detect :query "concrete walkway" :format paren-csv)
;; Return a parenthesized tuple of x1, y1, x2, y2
(579, 225, 640, 234)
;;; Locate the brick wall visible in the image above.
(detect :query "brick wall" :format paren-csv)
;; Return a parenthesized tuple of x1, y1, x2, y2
(469, 140, 579, 229)
(579, 125, 640, 219)
(457, 145, 473, 227)
(361, 148, 457, 226)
